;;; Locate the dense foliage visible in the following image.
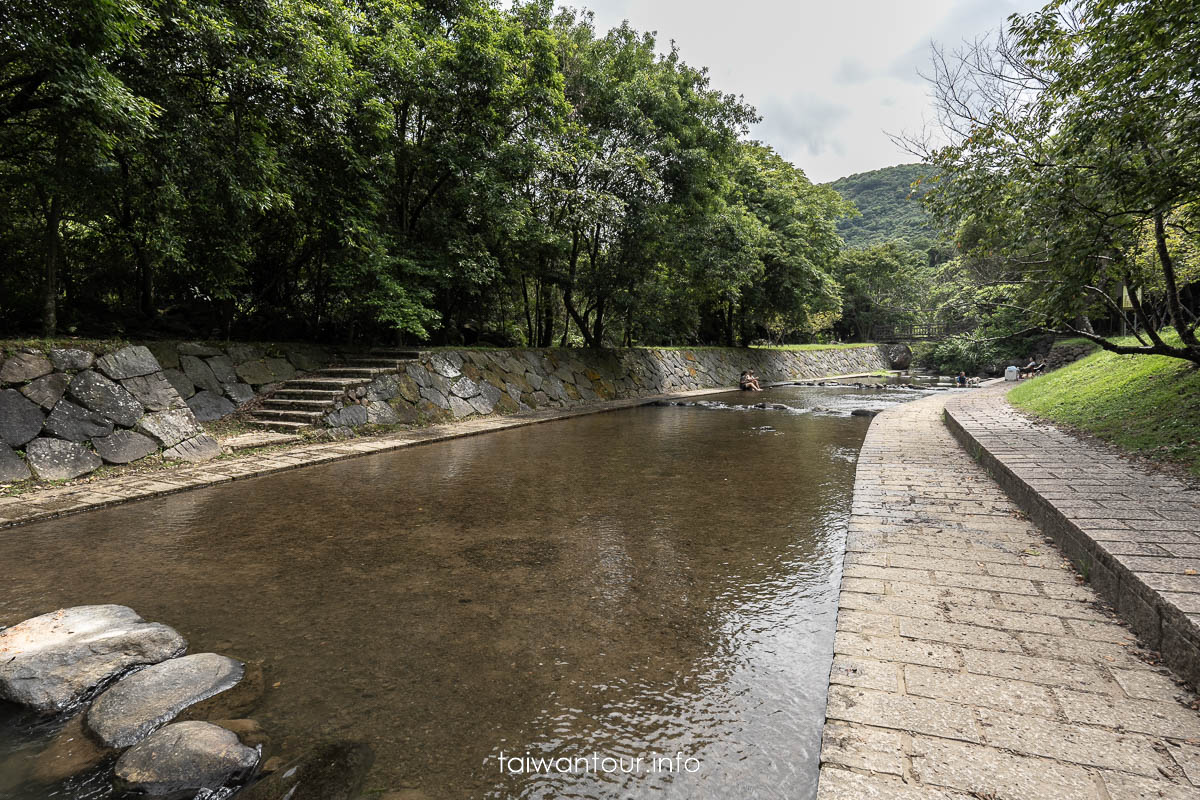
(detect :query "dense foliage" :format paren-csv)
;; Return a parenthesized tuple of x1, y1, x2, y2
(912, 0, 1200, 365)
(828, 164, 932, 249)
(0, 0, 851, 347)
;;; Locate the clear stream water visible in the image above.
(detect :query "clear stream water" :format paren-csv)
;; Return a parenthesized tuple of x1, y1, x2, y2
(0, 383, 926, 800)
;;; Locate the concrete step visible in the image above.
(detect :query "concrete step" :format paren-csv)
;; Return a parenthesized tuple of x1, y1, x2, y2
(318, 368, 387, 379)
(283, 377, 370, 390)
(245, 419, 311, 433)
(262, 398, 333, 410)
(273, 389, 343, 400)
(369, 348, 423, 359)
(343, 358, 414, 369)
(250, 409, 326, 424)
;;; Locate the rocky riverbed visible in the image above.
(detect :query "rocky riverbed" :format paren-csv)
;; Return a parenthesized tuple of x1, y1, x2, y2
(0, 605, 372, 799)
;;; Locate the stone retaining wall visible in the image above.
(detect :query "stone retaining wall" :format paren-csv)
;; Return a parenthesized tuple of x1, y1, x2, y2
(335, 345, 893, 429)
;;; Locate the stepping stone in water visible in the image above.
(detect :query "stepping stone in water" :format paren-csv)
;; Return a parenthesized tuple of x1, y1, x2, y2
(87, 653, 244, 748)
(238, 740, 374, 800)
(0, 605, 186, 715)
(114, 720, 259, 797)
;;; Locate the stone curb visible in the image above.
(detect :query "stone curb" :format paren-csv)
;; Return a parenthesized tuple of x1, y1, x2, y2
(943, 390, 1200, 690)
(1, 374, 880, 531)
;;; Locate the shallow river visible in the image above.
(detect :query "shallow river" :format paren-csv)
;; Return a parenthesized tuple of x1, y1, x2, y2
(0, 383, 922, 799)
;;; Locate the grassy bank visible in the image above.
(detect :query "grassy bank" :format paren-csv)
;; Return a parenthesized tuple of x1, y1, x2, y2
(1009, 337, 1200, 474)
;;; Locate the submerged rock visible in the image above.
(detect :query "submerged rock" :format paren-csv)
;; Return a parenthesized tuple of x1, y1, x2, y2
(25, 437, 103, 480)
(0, 605, 186, 715)
(113, 721, 259, 798)
(850, 409, 880, 417)
(29, 712, 117, 784)
(238, 740, 374, 800)
(88, 653, 245, 748)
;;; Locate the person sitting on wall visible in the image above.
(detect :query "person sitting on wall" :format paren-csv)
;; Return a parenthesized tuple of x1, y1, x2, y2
(955, 371, 968, 387)
(740, 370, 763, 391)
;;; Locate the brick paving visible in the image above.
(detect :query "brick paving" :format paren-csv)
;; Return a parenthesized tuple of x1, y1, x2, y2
(818, 390, 1200, 799)
(947, 386, 1200, 690)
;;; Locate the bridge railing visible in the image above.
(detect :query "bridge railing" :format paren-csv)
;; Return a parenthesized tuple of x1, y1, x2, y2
(869, 321, 977, 341)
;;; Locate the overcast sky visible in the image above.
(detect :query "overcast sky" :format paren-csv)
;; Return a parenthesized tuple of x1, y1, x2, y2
(556, 0, 1046, 183)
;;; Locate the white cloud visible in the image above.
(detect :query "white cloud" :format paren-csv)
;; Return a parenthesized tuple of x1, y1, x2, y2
(553, 0, 1046, 182)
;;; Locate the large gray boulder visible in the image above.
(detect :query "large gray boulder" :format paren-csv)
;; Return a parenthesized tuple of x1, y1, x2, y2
(225, 343, 263, 363)
(448, 395, 475, 418)
(365, 401, 398, 424)
(95, 345, 160, 380)
(20, 372, 70, 410)
(67, 370, 144, 427)
(163, 434, 221, 462)
(180, 355, 223, 394)
(205, 355, 238, 385)
(25, 438, 102, 480)
(324, 405, 367, 427)
(187, 390, 235, 422)
(177, 342, 222, 357)
(0, 605, 186, 715)
(136, 408, 203, 448)
(88, 653, 244, 748)
(49, 348, 95, 372)
(0, 389, 47, 446)
(121, 372, 183, 412)
(0, 442, 31, 482)
(238, 741, 373, 800)
(92, 430, 158, 464)
(43, 399, 114, 442)
(144, 342, 180, 370)
(0, 352, 53, 384)
(114, 721, 259, 797)
(223, 382, 255, 406)
(161, 368, 195, 400)
(885, 343, 913, 370)
(233, 359, 275, 386)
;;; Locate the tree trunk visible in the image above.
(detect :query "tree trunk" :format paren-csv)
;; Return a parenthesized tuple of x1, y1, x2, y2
(41, 191, 62, 337)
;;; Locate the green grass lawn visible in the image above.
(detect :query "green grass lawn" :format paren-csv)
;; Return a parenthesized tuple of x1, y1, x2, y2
(1009, 336, 1200, 475)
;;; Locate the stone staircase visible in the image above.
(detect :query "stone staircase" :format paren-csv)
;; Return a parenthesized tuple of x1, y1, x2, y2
(246, 349, 422, 432)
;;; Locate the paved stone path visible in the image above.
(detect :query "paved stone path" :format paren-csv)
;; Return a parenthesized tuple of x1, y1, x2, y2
(947, 387, 1200, 690)
(819, 390, 1200, 799)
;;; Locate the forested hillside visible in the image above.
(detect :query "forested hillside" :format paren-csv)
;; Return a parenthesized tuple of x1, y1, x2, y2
(0, 1, 851, 348)
(829, 164, 932, 248)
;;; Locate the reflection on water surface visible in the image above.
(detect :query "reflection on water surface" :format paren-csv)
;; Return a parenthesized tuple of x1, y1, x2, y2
(0, 385, 915, 799)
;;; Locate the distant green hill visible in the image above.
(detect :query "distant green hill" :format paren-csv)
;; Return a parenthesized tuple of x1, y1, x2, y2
(829, 163, 934, 249)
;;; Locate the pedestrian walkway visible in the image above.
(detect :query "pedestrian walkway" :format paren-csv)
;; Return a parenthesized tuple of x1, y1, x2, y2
(947, 387, 1200, 689)
(818, 390, 1200, 799)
